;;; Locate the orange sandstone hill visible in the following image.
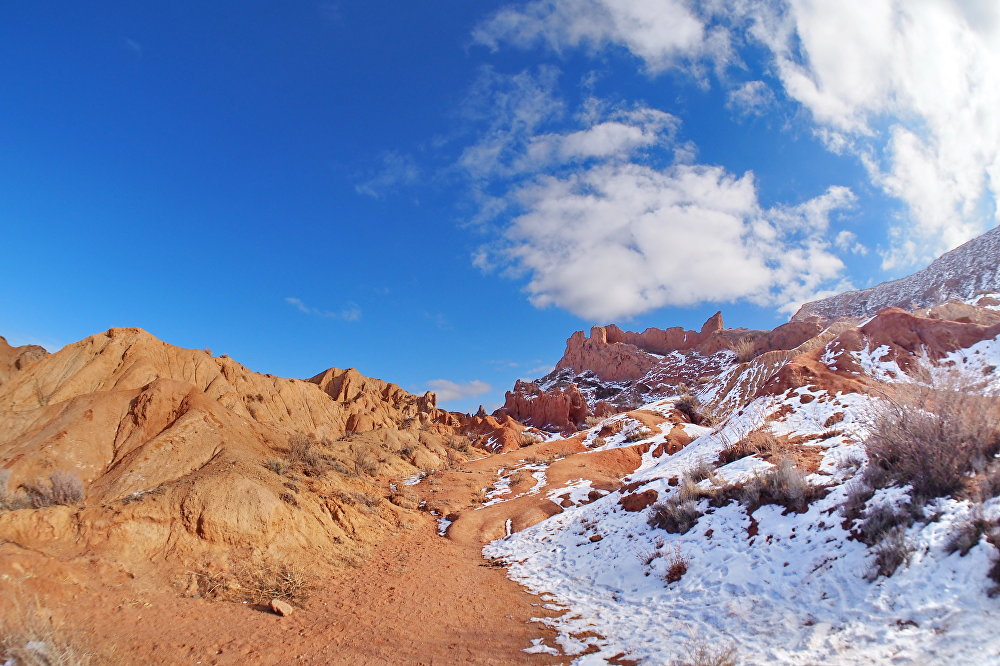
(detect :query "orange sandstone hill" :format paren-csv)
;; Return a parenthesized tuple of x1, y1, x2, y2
(0, 327, 529, 585)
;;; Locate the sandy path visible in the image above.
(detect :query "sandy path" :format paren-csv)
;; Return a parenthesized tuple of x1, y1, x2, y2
(3, 515, 563, 666)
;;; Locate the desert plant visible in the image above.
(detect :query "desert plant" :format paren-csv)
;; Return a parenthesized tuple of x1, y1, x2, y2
(675, 394, 716, 427)
(23, 471, 85, 508)
(867, 526, 914, 579)
(624, 426, 654, 443)
(863, 380, 1000, 501)
(0, 596, 96, 666)
(672, 642, 738, 666)
(663, 546, 688, 584)
(648, 497, 702, 535)
(729, 336, 756, 363)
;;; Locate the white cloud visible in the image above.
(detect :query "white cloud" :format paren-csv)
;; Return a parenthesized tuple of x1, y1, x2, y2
(473, 0, 728, 74)
(285, 297, 361, 322)
(726, 80, 775, 117)
(475, 1, 1000, 271)
(425, 379, 492, 402)
(459, 67, 856, 320)
(494, 162, 854, 320)
(739, 0, 1000, 268)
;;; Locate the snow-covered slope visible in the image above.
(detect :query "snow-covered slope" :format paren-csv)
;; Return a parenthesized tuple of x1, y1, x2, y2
(484, 306, 1000, 664)
(793, 225, 1000, 322)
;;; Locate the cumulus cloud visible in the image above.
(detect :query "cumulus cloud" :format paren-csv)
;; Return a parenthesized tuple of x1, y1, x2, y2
(474, 1, 1000, 271)
(473, 0, 729, 75)
(285, 297, 361, 322)
(726, 80, 775, 117)
(425, 379, 492, 402)
(743, 0, 1000, 268)
(458, 67, 855, 320)
(492, 162, 853, 319)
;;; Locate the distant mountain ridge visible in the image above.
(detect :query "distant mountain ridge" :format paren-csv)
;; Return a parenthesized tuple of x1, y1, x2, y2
(792, 224, 1000, 322)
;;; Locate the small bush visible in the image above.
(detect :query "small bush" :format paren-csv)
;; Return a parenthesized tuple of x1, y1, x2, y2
(675, 394, 716, 427)
(583, 415, 604, 428)
(729, 336, 756, 363)
(672, 642, 738, 666)
(863, 381, 1000, 501)
(663, 546, 688, 584)
(648, 497, 702, 534)
(946, 510, 998, 556)
(24, 471, 85, 508)
(624, 426, 654, 443)
(857, 503, 913, 546)
(264, 458, 289, 476)
(867, 527, 913, 580)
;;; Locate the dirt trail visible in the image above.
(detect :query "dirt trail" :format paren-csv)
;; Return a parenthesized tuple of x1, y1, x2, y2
(2, 515, 562, 665)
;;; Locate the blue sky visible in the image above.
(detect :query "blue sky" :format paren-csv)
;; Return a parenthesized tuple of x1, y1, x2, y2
(1, 2, 998, 412)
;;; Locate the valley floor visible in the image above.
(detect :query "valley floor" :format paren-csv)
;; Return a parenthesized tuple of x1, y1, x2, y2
(1, 516, 562, 666)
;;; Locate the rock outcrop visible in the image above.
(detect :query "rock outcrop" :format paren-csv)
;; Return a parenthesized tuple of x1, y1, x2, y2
(792, 224, 1000, 322)
(0, 327, 493, 579)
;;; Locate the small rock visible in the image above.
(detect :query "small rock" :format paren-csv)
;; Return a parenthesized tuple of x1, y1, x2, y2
(270, 599, 294, 617)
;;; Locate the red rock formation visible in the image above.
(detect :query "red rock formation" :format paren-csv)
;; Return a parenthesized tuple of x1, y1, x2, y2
(498, 380, 591, 435)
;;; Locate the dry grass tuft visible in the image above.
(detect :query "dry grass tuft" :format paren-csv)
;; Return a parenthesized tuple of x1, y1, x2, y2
(674, 394, 717, 427)
(193, 556, 314, 607)
(0, 596, 97, 666)
(671, 641, 738, 666)
(23, 471, 85, 509)
(863, 380, 1000, 502)
(729, 336, 757, 363)
(663, 546, 688, 584)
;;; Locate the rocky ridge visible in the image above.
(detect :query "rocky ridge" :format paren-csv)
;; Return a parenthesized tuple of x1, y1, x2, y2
(792, 224, 1000, 322)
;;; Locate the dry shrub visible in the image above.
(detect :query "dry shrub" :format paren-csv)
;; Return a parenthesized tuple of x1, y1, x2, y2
(624, 426, 654, 443)
(23, 471, 85, 509)
(863, 380, 1000, 502)
(286, 433, 338, 477)
(946, 509, 999, 556)
(857, 503, 913, 546)
(195, 557, 314, 606)
(0, 597, 96, 666)
(729, 336, 757, 363)
(672, 641, 738, 666)
(731, 457, 825, 514)
(675, 394, 717, 427)
(352, 447, 380, 477)
(583, 415, 604, 428)
(263, 458, 289, 476)
(867, 527, 914, 580)
(663, 546, 688, 584)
